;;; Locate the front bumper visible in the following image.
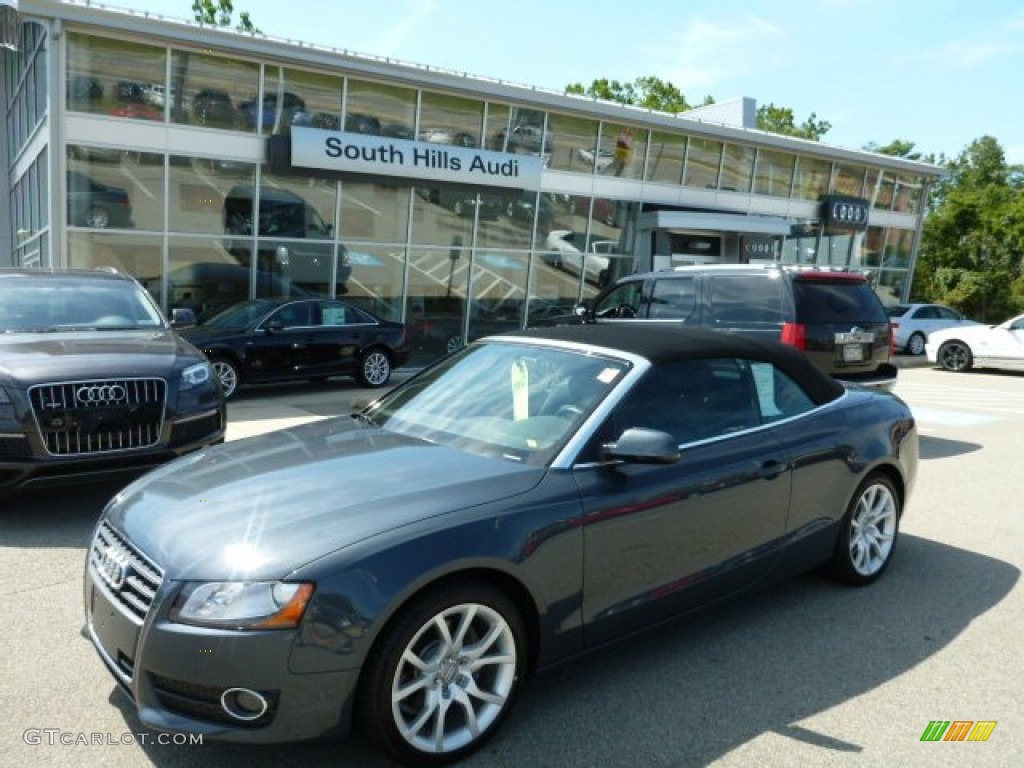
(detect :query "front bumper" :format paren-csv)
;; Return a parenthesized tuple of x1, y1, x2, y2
(0, 409, 224, 489)
(84, 559, 358, 743)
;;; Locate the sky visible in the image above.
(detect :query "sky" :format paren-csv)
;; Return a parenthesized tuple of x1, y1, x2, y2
(101, 0, 1024, 165)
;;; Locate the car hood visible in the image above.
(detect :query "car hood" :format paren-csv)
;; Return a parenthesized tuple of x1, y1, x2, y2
(0, 330, 198, 384)
(179, 325, 246, 344)
(104, 417, 545, 580)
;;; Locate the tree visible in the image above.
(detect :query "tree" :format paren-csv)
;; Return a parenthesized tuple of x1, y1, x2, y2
(915, 136, 1024, 319)
(565, 76, 713, 115)
(565, 78, 829, 141)
(862, 139, 922, 161)
(755, 103, 830, 141)
(191, 0, 259, 33)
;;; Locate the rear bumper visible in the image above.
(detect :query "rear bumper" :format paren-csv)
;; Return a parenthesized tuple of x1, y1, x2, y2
(835, 362, 898, 391)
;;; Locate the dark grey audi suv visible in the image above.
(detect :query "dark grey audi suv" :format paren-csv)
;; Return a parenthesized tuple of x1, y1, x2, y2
(0, 268, 225, 490)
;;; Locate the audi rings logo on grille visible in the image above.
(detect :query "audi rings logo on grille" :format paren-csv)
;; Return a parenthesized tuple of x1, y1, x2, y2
(98, 546, 131, 590)
(76, 384, 127, 405)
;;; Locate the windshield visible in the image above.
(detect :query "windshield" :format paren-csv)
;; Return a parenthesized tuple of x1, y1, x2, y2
(0, 276, 165, 332)
(365, 340, 629, 465)
(200, 300, 274, 328)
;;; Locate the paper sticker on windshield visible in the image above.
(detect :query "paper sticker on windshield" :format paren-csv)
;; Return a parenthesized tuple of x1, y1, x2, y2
(511, 360, 529, 421)
(597, 368, 620, 384)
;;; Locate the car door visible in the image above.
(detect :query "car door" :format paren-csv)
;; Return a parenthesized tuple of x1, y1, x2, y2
(984, 315, 1024, 368)
(303, 300, 367, 377)
(245, 301, 314, 380)
(574, 357, 792, 647)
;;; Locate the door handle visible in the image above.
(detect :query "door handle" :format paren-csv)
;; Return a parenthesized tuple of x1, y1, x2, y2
(759, 460, 786, 479)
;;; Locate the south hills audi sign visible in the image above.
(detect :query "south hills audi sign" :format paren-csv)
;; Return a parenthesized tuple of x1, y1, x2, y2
(288, 126, 544, 190)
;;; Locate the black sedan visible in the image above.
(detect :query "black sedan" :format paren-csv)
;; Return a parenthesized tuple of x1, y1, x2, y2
(180, 298, 410, 399)
(84, 325, 917, 765)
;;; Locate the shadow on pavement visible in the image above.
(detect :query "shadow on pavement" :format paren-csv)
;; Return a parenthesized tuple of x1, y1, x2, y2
(96, 533, 1016, 768)
(918, 434, 982, 460)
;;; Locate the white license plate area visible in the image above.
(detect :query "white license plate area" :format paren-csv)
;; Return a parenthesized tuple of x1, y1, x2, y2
(835, 331, 875, 344)
(842, 344, 865, 362)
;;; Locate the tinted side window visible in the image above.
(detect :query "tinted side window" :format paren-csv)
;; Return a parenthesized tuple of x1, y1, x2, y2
(648, 277, 697, 320)
(612, 358, 760, 444)
(935, 306, 960, 321)
(749, 362, 815, 422)
(792, 280, 887, 323)
(268, 302, 312, 327)
(594, 282, 644, 318)
(707, 275, 785, 325)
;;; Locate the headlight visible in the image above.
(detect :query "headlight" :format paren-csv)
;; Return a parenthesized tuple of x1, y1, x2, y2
(181, 361, 212, 389)
(171, 581, 315, 629)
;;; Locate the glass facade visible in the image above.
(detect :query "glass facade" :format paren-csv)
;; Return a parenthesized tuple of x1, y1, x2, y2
(2, 19, 940, 368)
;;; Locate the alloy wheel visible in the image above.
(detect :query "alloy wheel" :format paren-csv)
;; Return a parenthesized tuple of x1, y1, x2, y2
(391, 602, 518, 755)
(848, 481, 897, 577)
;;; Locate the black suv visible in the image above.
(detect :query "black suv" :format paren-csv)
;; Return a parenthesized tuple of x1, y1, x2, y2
(566, 264, 897, 388)
(0, 269, 226, 490)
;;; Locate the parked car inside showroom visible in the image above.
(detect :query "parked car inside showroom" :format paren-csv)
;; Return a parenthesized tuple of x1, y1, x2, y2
(886, 302, 980, 355)
(925, 312, 1024, 372)
(84, 323, 916, 766)
(0, 268, 224, 491)
(180, 297, 410, 399)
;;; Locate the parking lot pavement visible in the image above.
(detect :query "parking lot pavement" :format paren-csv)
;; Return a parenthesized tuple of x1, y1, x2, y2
(224, 371, 416, 440)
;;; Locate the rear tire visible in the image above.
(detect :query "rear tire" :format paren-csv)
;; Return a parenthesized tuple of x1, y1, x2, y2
(907, 332, 926, 356)
(355, 583, 525, 767)
(85, 205, 111, 229)
(827, 473, 900, 586)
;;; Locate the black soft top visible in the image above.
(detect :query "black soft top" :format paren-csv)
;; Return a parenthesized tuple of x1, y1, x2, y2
(505, 323, 845, 405)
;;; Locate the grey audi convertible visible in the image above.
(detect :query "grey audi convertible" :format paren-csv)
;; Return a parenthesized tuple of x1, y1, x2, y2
(84, 324, 917, 766)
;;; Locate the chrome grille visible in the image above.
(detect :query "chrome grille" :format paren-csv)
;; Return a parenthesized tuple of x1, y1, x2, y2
(89, 521, 163, 624)
(29, 378, 166, 456)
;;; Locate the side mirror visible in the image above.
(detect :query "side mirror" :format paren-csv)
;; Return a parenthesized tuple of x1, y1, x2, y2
(602, 427, 681, 465)
(264, 319, 285, 333)
(170, 307, 196, 328)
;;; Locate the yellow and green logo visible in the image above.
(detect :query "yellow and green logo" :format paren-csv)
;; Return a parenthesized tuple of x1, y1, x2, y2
(920, 721, 997, 742)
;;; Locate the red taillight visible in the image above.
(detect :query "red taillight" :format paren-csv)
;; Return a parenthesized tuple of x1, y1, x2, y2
(781, 322, 807, 349)
(889, 323, 897, 355)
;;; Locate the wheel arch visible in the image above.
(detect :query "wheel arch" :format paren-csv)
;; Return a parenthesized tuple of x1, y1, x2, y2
(361, 567, 543, 680)
(205, 346, 245, 370)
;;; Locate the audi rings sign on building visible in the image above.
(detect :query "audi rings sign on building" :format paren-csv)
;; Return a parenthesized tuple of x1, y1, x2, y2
(76, 384, 128, 405)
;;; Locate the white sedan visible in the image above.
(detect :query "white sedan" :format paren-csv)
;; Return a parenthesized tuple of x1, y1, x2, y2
(925, 313, 1024, 372)
(886, 303, 981, 355)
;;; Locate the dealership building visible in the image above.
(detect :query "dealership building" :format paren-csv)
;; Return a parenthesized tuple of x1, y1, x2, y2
(2, 0, 947, 363)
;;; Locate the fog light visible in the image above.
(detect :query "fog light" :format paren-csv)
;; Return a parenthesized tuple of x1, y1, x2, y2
(220, 687, 268, 721)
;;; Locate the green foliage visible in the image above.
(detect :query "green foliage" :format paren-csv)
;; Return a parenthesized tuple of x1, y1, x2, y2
(917, 136, 1024, 320)
(863, 139, 922, 161)
(191, 0, 259, 33)
(755, 103, 831, 141)
(564, 77, 712, 115)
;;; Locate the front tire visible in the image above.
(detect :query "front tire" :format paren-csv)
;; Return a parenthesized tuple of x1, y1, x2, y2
(210, 357, 241, 400)
(356, 583, 526, 767)
(827, 474, 900, 586)
(938, 340, 973, 372)
(907, 332, 926, 356)
(357, 348, 392, 387)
